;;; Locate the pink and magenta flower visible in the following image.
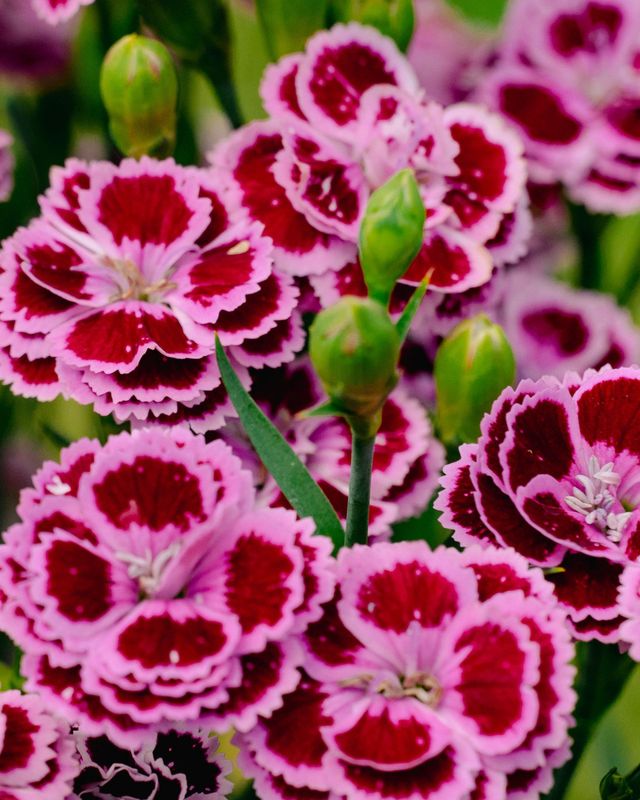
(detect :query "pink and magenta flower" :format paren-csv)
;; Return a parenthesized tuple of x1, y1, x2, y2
(0, 428, 334, 746)
(219, 359, 446, 538)
(0, 157, 302, 427)
(436, 366, 640, 643)
(71, 729, 232, 799)
(31, 0, 94, 25)
(0, 131, 13, 203)
(237, 542, 576, 800)
(500, 272, 640, 380)
(478, 0, 640, 213)
(211, 23, 529, 293)
(0, 689, 79, 799)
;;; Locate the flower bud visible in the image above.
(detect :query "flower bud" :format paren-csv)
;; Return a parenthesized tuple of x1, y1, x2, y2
(434, 314, 515, 447)
(359, 169, 425, 306)
(331, 0, 415, 52)
(309, 297, 400, 421)
(100, 35, 178, 159)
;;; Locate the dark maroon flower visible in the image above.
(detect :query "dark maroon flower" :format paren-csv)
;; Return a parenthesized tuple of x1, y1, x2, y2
(71, 729, 232, 799)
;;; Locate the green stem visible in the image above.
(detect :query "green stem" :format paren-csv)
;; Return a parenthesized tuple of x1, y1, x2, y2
(345, 433, 376, 547)
(567, 202, 609, 291)
(544, 642, 635, 800)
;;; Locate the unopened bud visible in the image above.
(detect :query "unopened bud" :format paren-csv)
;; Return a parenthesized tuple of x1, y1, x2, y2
(309, 297, 400, 422)
(435, 314, 515, 446)
(100, 35, 178, 159)
(331, 0, 415, 52)
(359, 169, 425, 305)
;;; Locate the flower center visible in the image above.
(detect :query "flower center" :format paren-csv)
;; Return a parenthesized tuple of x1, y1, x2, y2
(341, 672, 442, 708)
(104, 256, 176, 302)
(564, 455, 631, 543)
(116, 541, 182, 597)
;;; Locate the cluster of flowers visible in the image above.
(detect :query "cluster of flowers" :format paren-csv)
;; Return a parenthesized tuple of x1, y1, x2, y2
(212, 22, 529, 292)
(478, 0, 640, 214)
(0, 424, 578, 799)
(4, 4, 640, 799)
(238, 542, 576, 800)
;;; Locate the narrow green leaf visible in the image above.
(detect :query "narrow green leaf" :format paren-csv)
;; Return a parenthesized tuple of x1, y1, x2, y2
(216, 338, 345, 550)
(395, 273, 431, 342)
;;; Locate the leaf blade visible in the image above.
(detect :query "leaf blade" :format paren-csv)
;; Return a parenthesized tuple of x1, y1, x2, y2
(216, 338, 345, 550)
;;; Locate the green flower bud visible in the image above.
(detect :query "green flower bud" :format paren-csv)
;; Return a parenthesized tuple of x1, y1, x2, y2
(309, 297, 400, 425)
(330, 0, 415, 52)
(100, 35, 178, 159)
(434, 314, 516, 447)
(359, 168, 425, 306)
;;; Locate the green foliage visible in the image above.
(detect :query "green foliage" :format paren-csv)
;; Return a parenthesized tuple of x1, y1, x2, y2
(216, 339, 345, 551)
(137, 0, 243, 127)
(256, 0, 329, 58)
(330, 0, 415, 51)
(445, 0, 508, 25)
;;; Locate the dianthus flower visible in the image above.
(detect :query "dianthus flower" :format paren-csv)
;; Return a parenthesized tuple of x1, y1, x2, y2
(0, 689, 79, 799)
(211, 23, 529, 293)
(0, 428, 334, 746)
(31, 0, 93, 25)
(236, 542, 575, 800)
(500, 272, 640, 380)
(0, 131, 13, 203)
(219, 360, 445, 538)
(436, 366, 640, 642)
(478, 0, 640, 213)
(0, 157, 302, 428)
(71, 729, 232, 799)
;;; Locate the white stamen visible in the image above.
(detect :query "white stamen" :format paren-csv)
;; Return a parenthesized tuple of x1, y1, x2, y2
(564, 456, 629, 544)
(169, 649, 180, 664)
(46, 475, 71, 496)
(116, 541, 182, 596)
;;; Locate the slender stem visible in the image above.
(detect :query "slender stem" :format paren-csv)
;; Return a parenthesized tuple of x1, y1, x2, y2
(567, 202, 609, 291)
(544, 641, 635, 800)
(345, 433, 376, 547)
